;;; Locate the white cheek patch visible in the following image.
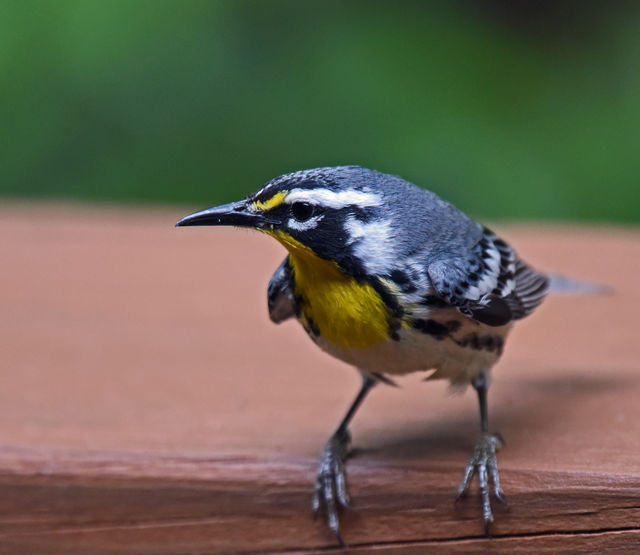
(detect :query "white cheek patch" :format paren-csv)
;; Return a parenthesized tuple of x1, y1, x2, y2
(287, 214, 325, 231)
(285, 188, 381, 209)
(345, 216, 396, 275)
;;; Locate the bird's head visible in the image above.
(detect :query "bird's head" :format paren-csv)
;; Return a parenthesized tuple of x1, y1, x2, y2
(176, 166, 404, 276)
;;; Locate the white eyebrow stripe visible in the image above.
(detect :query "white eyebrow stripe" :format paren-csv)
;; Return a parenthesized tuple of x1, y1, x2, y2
(285, 188, 381, 209)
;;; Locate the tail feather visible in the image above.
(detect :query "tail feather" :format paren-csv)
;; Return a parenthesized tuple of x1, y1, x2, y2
(546, 274, 612, 295)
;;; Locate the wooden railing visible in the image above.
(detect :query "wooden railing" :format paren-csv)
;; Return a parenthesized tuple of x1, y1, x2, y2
(1, 205, 638, 552)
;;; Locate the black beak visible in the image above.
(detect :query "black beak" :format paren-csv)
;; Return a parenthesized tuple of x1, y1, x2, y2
(175, 200, 277, 229)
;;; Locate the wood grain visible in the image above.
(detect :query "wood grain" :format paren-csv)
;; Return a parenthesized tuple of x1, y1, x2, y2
(1, 204, 639, 553)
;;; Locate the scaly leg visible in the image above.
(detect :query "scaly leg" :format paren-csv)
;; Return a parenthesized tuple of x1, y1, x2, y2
(456, 372, 507, 535)
(312, 373, 376, 545)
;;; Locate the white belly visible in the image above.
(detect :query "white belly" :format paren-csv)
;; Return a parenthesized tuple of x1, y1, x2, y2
(308, 316, 512, 385)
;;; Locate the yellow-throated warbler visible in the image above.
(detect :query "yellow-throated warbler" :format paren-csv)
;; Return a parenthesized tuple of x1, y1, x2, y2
(177, 166, 549, 542)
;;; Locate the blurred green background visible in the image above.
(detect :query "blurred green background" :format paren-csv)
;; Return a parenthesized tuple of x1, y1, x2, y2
(2, 0, 639, 222)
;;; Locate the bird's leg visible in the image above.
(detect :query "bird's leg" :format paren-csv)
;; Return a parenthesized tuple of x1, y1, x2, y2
(312, 373, 376, 545)
(456, 372, 507, 536)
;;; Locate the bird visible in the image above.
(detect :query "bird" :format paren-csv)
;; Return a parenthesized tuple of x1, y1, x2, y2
(176, 165, 550, 543)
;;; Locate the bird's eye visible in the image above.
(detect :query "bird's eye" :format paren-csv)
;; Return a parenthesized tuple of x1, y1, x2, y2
(291, 201, 314, 221)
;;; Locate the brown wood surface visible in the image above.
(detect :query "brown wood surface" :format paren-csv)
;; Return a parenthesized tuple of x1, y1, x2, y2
(1, 203, 639, 553)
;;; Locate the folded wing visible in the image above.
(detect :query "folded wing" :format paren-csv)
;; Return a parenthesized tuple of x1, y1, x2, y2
(267, 256, 297, 324)
(427, 228, 549, 327)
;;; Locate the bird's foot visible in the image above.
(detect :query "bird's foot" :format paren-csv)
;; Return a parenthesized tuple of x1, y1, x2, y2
(456, 432, 507, 536)
(312, 428, 351, 545)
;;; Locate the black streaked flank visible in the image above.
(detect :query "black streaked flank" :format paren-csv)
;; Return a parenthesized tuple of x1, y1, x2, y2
(420, 295, 449, 308)
(389, 269, 418, 293)
(412, 319, 450, 339)
(411, 317, 502, 354)
(454, 333, 504, 355)
(445, 320, 461, 332)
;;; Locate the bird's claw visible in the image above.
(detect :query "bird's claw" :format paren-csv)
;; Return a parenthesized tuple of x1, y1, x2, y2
(456, 432, 506, 535)
(312, 428, 351, 544)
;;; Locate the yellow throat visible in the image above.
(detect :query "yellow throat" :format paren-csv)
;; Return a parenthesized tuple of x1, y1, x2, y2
(265, 231, 392, 349)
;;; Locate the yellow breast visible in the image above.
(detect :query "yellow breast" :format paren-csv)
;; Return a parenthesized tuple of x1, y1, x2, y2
(265, 231, 392, 349)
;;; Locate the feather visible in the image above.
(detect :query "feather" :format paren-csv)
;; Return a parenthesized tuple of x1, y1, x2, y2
(427, 228, 548, 327)
(267, 256, 297, 323)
